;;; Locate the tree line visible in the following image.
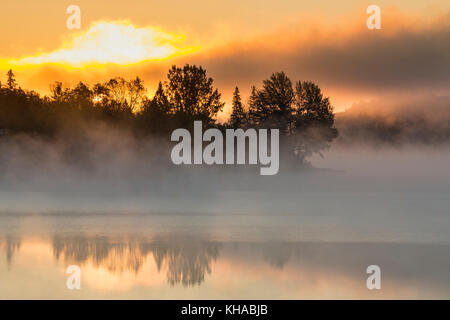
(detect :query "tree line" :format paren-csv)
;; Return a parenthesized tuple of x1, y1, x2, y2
(0, 65, 337, 163)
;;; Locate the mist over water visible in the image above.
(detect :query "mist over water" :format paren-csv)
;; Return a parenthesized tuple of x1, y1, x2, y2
(0, 127, 449, 299)
(0, 0, 449, 300)
(0, 128, 449, 241)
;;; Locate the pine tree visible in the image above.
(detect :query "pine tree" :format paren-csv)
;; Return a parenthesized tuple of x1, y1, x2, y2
(6, 69, 17, 89)
(229, 86, 245, 128)
(152, 81, 170, 114)
(247, 86, 259, 127)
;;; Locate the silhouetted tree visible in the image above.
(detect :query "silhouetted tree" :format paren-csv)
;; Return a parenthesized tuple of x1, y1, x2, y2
(0, 71, 55, 134)
(0, 66, 338, 164)
(292, 81, 338, 161)
(247, 86, 259, 126)
(248, 71, 337, 162)
(248, 72, 294, 134)
(163, 64, 224, 127)
(229, 86, 246, 128)
(139, 82, 172, 134)
(128, 77, 146, 113)
(50, 81, 65, 101)
(6, 69, 17, 89)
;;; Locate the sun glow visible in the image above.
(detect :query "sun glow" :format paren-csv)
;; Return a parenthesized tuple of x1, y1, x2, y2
(92, 95, 103, 104)
(6, 21, 197, 68)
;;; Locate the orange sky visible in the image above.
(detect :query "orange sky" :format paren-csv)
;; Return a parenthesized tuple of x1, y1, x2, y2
(1, 1, 449, 118)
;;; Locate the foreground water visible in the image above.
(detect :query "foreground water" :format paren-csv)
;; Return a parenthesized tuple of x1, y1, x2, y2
(0, 210, 449, 299)
(0, 146, 449, 299)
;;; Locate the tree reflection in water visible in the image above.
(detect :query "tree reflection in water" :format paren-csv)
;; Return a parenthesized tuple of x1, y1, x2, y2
(51, 234, 221, 286)
(0, 235, 21, 267)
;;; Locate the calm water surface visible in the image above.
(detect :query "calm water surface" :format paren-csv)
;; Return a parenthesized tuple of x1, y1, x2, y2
(0, 211, 449, 299)
(1, 147, 449, 299)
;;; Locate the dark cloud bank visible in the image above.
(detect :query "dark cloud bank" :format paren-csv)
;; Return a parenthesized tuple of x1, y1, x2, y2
(194, 15, 450, 95)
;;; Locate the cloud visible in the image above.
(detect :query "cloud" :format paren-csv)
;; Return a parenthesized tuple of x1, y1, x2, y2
(6, 21, 197, 67)
(335, 93, 450, 145)
(3, 11, 450, 115)
(196, 12, 450, 97)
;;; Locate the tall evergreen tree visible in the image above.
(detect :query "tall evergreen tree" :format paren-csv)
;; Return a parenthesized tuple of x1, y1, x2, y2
(6, 70, 17, 89)
(229, 87, 246, 128)
(247, 86, 261, 127)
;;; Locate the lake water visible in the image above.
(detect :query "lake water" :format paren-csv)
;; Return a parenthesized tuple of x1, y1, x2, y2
(0, 146, 449, 299)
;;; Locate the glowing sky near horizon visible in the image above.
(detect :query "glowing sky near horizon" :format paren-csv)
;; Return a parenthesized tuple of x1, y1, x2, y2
(0, 0, 448, 115)
(6, 21, 196, 68)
